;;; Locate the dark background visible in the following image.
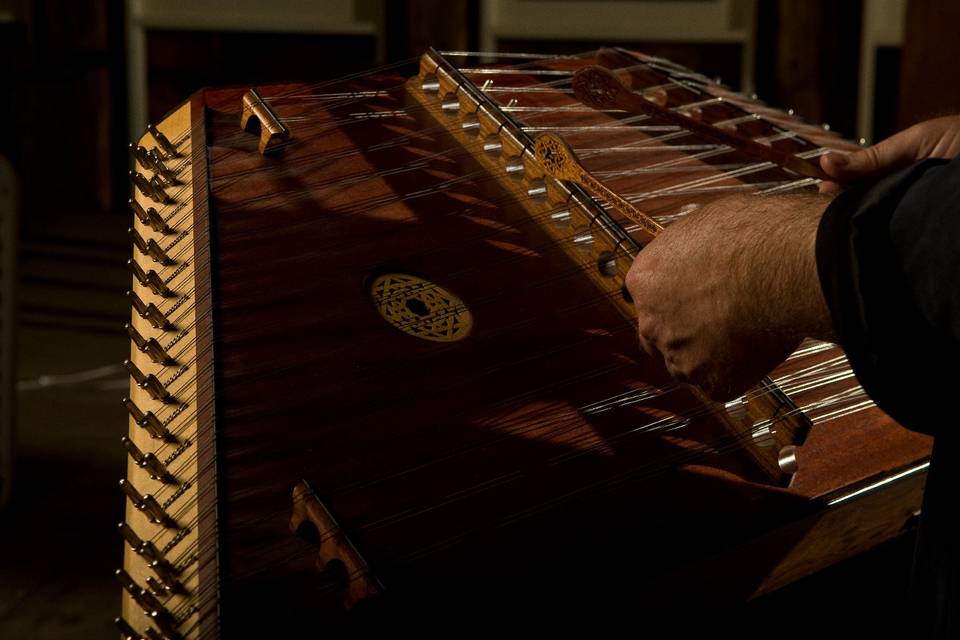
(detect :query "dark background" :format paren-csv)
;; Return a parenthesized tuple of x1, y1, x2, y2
(1, 0, 958, 637)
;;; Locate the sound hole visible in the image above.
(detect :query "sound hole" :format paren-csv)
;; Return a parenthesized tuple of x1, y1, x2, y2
(405, 298, 429, 317)
(370, 272, 473, 343)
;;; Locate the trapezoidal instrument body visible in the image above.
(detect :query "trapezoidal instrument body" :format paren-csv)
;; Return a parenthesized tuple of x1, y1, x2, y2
(118, 48, 931, 637)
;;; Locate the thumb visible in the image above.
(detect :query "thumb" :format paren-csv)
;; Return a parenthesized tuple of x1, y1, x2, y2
(820, 130, 923, 183)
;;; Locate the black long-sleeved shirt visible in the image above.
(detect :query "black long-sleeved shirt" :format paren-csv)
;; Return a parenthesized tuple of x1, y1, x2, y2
(817, 155, 960, 637)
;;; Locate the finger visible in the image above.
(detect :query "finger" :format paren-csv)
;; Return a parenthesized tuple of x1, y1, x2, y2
(820, 127, 927, 183)
(636, 330, 659, 359)
(818, 179, 841, 194)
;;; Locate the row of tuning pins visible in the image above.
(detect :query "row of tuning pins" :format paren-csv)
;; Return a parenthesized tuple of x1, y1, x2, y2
(124, 122, 182, 450)
(129, 125, 180, 204)
(116, 125, 189, 640)
(680, 72, 869, 147)
(128, 126, 177, 342)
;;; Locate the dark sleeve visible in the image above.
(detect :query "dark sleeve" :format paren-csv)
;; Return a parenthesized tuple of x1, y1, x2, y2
(815, 155, 960, 435)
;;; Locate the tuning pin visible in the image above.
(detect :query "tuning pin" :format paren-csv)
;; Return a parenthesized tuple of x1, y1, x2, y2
(127, 289, 148, 317)
(144, 559, 184, 595)
(129, 227, 149, 255)
(121, 436, 176, 483)
(778, 445, 799, 474)
(118, 521, 144, 549)
(122, 397, 173, 440)
(126, 324, 174, 365)
(145, 576, 169, 597)
(126, 322, 148, 351)
(148, 175, 172, 204)
(129, 197, 150, 226)
(118, 522, 163, 563)
(143, 412, 171, 440)
(122, 396, 147, 423)
(114, 617, 144, 640)
(149, 558, 183, 590)
(751, 420, 777, 448)
(120, 478, 146, 506)
(148, 123, 179, 158)
(119, 581, 182, 638)
(129, 143, 153, 171)
(148, 211, 169, 235)
(130, 171, 166, 204)
(723, 396, 748, 420)
(123, 359, 172, 402)
(129, 198, 170, 233)
(148, 608, 183, 640)
(138, 587, 165, 612)
(128, 258, 148, 286)
(144, 627, 167, 640)
(141, 494, 177, 528)
(146, 239, 173, 264)
(115, 568, 139, 594)
(120, 480, 176, 527)
(127, 259, 172, 297)
(116, 570, 151, 610)
(146, 271, 172, 297)
(141, 453, 177, 484)
(127, 291, 171, 330)
(121, 435, 146, 466)
(146, 148, 179, 185)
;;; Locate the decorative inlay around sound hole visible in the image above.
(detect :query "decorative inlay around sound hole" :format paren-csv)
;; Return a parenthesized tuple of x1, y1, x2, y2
(370, 273, 473, 342)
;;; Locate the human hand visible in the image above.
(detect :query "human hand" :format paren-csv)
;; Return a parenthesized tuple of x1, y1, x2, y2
(624, 194, 834, 401)
(819, 115, 960, 193)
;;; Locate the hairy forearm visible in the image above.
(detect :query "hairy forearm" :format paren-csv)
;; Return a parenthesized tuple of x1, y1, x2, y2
(705, 193, 836, 344)
(625, 190, 841, 399)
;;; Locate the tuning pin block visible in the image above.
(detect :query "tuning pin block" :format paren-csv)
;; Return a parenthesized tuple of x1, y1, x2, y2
(127, 291, 171, 330)
(147, 124, 180, 158)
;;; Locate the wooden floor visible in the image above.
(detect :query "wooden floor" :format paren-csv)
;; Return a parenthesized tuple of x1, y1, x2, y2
(0, 212, 918, 637)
